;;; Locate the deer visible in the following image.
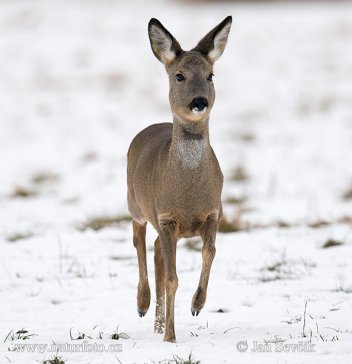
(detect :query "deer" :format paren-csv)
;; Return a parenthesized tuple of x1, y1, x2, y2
(127, 16, 232, 342)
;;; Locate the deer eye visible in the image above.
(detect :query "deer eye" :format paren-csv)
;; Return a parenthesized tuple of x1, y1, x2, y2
(176, 73, 185, 81)
(207, 73, 214, 81)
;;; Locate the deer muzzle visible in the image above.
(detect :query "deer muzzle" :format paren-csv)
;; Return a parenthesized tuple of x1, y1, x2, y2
(189, 97, 209, 115)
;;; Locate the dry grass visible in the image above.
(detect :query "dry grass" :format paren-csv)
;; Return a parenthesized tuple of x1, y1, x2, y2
(224, 195, 248, 204)
(4, 329, 36, 342)
(78, 214, 132, 231)
(342, 185, 352, 201)
(69, 328, 92, 340)
(81, 151, 98, 163)
(309, 220, 331, 228)
(276, 220, 292, 228)
(296, 94, 336, 115)
(230, 165, 249, 182)
(339, 216, 352, 225)
(160, 353, 200, 364)
(218, 215, 245, 233)
(184, 238, 202, 252)
(110, 255, 135, 261)
(11, 186, 37, 198)
(7, 232, 34, 243)
(10, 170, 59, 199)
(110, 327, 129, 340)
(335, 276, 352, 294)
(31, 171, 59, 185)
(230, 130, 256, 143)
(259, 255, 316, 282)
(322, 239, 344, 249)
(213, 308, 228, 313)
(219, 213, 352, 234)
(43, 356, 65, 364)
(238, 131, 255, 143)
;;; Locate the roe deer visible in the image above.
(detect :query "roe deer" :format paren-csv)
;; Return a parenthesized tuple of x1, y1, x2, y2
(127, 16, 232, 342)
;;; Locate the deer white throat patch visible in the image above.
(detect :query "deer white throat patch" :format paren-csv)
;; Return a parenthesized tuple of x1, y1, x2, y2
(176, 138, 207, 169)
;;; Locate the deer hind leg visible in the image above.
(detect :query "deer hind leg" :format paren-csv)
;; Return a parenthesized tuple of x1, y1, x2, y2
(154, 236, 165, 334)
(191, 213, 218, 316)
(132, 219, 150, 317)
(158, 217, 178, 342)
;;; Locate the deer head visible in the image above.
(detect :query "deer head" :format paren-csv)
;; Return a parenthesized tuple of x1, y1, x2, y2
(148, 16, 232, 123)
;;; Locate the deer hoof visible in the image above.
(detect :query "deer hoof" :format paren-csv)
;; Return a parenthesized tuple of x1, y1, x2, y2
(191, 307, 201, 316)
(137, 308, 147, 317)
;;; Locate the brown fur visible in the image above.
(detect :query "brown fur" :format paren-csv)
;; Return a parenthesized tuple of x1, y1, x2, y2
(127, 16, 232, 342)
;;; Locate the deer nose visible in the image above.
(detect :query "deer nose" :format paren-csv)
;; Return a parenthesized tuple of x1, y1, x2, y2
(190, 97, 209, 112)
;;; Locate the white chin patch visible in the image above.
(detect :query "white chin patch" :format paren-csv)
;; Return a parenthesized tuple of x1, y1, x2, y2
(192, 107, 207, 116)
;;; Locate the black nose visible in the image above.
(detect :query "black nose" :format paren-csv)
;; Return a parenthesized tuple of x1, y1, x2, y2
(190, 97, 209, 111)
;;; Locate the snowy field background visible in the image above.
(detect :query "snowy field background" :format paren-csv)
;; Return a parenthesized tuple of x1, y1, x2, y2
(1, 0, 352, 363)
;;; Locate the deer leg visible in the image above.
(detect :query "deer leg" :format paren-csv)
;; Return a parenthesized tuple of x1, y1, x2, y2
(158, 218, 178, 342)
(191, 213, 218, 316)
(132, 219, 150, 317)
(154, 236, 165, 333)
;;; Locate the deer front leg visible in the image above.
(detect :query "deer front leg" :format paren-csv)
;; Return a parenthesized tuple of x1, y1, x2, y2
(191, 212, 218, 316)
(158, 217, 178, 342)
(132, 220, 150, 317)
(154, 236, 165, 334)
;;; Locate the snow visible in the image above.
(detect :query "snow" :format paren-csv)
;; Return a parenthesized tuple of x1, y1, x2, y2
(1, 0, 352, 363)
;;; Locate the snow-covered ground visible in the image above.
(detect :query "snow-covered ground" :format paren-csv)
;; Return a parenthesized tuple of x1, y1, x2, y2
(1, 0, 352, 363)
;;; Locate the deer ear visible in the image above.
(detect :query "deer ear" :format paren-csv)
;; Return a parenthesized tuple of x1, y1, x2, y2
(192, 16, 232, 63)
(148, 18, 182, 65)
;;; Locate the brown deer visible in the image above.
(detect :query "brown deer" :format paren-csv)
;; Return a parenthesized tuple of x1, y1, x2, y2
(127, 16, 232, 342)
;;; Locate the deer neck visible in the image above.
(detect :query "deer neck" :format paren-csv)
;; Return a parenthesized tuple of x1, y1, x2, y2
(169, 114, 211, 170)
